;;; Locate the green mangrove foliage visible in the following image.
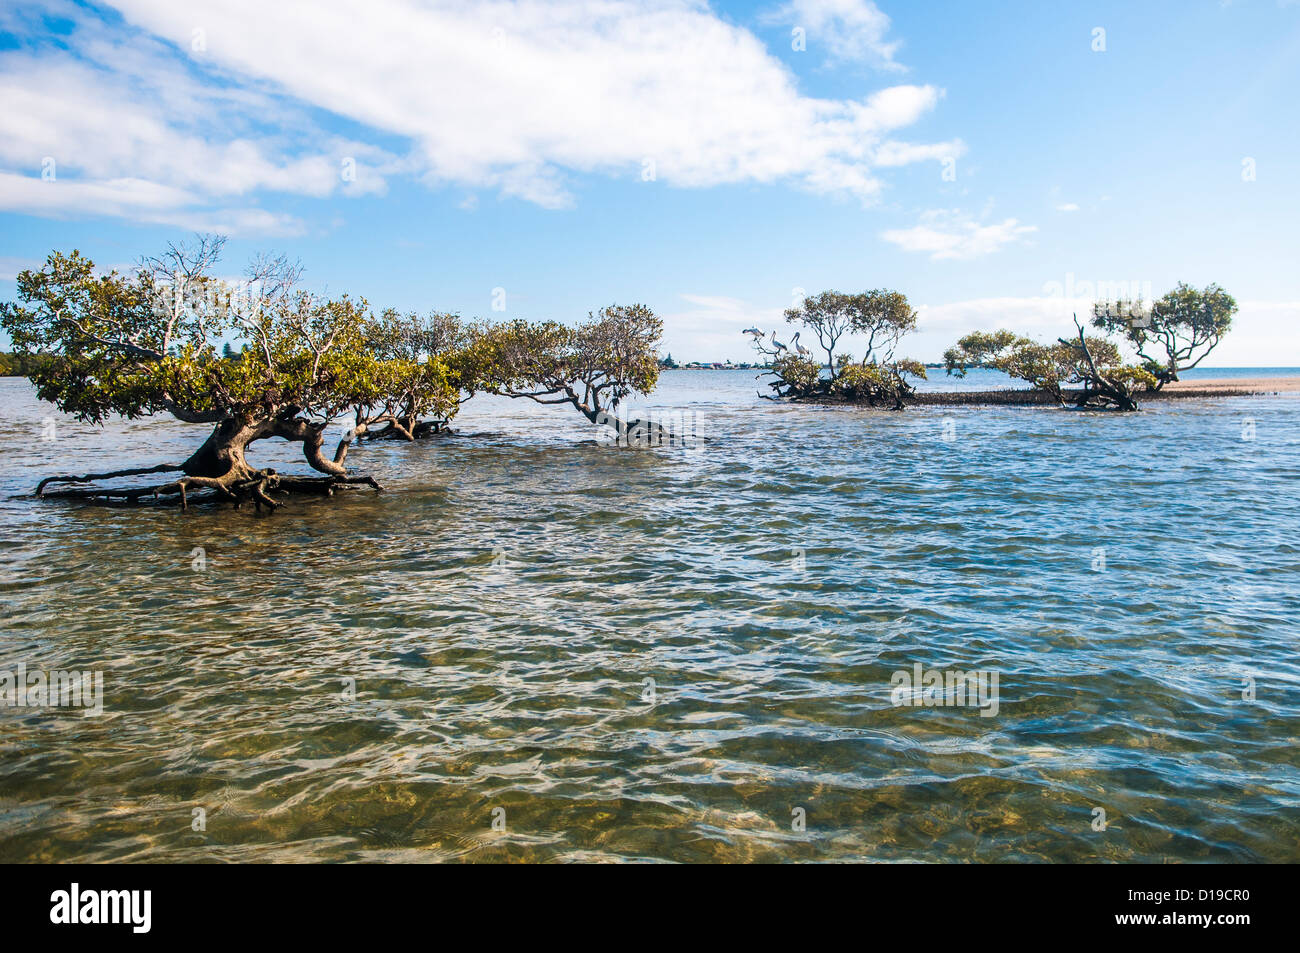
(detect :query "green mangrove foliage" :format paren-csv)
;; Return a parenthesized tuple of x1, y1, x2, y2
(748, 289, 925, 408)
(461, 304, 663, 431)
(0, 237, 664, 508)
(1092, 282, 1237, 389)
(355, 308, 466, 440)
(945, 320, 1158, 411)
(946, 283, 1236, 410)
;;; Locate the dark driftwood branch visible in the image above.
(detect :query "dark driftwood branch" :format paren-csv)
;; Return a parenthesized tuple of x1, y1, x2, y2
(35, 463, 185, 496)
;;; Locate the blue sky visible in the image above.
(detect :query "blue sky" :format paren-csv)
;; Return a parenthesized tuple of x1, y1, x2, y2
(1, 0, 1297, 364)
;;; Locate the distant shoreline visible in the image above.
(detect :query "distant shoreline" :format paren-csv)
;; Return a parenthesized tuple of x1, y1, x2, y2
(662, 363, 768, 371)
(911, 377, 1300, 406)
(661, 365, 1300, 378)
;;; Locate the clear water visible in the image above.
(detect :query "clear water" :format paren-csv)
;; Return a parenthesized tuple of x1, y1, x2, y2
(1, 370, 1297, 862)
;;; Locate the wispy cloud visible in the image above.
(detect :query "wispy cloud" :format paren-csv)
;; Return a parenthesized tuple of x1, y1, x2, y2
(0, 171, 304, 234)
(873, 138, 966, 167)
(0, 254, 42, 281)
(881, 209, 1038, 260)
(915, 296, 1089, 335)
(765, 0, 905, 69)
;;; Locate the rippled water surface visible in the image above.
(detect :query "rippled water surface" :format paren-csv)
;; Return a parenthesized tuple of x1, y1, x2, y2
(1, 370, 1298, 862)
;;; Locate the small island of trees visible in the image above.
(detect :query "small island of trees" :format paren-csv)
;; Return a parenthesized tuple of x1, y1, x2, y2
(746, 290, 928, 409)
(752, 283, 1236, 413)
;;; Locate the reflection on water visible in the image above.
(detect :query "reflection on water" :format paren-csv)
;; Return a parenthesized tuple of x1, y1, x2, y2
(1, 371, 1298, 862)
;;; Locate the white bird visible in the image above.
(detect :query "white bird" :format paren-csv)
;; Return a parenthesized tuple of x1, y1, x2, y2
(791, 332, 812, 358)
(769, 331, 787, 351)
(743, 326, 763, 340)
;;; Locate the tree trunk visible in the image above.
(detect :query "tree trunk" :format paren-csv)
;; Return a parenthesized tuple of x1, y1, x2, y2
(34, 412, 381, 509)
(182, 418, 264, 481)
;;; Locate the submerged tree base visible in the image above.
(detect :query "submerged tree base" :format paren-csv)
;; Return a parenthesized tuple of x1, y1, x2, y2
(359, 418, 450, 441)
(768, 390, 912, 410)
(32, 465, 381, 511)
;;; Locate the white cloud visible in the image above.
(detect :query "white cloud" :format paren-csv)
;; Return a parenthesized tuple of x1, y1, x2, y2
(0, 0, 959, 230)
(0, 172, 195, 215)
(873, 138, 966, 167)
(881, 209, 1038, 260)
(73, 0, 951, 210)
(678, 294, 750, 312)
(0, 58, 368, 199)
(0, 171, 304, 235)
(767, 0, 904, 69)
(0, 13, 395, 235)
(1055, 202, 1080, 212)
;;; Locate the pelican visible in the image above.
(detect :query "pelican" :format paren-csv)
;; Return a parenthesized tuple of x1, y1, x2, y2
(769, 331, 788, 351)
(791, 332, 812, 358)
(743, 326, 763, 340)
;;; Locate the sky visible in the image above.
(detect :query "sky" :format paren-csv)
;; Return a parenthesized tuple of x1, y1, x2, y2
(1, 0, 1298, 365)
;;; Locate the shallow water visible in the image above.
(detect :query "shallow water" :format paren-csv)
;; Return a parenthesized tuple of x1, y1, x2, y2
(1, 369, 1298, 862)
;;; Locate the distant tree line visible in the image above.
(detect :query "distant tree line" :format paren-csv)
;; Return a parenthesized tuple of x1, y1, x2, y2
(0, 350, 53, 376)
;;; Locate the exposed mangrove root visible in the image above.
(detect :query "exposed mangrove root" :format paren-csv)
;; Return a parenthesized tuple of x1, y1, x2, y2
(31, 466, 382, 511)
(35, 463, 186, 497)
